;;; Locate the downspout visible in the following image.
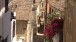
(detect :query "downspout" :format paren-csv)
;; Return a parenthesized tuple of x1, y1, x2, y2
(44, 0, 47, 42)
(45, 0, 47, 23)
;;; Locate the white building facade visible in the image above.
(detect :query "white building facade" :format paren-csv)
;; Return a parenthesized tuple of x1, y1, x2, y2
(0, 0, 13, 42)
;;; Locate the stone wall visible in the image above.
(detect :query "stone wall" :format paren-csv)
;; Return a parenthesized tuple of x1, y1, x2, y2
(12, 0, 33, 20)
(49, 0, 66, 11)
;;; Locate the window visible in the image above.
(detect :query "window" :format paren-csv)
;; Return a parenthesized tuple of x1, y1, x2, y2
(40, 12, 44, 18)
(38, 23, 44, 34)
(49, 7, 51, 14)
(5, 0, 9, 13)
(42, 3, 43, 7)
(33, 0, 35, 3)
(38, 12, 44, 34)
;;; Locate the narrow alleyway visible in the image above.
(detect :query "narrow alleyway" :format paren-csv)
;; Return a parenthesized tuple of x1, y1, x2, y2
(11, 0, 65, 42)
(1, 0, 76, 42)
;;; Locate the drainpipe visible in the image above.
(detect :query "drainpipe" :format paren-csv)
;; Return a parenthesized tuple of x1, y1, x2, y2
(44, 0, 47, 42)
(45, 0, 47, 23)
(44, 0, 47, 34)
(44, 0, 47, 30)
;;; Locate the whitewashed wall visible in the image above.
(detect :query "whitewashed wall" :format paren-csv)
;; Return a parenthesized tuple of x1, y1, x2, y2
(3, 10, 11, 42)
(11, 19, 16, 42)
(0, 0, 3, 36)
(0, 0, 12, 42)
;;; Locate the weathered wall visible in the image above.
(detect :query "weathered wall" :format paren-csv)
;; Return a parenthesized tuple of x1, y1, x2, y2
(64, 0, 76, 42)
(49, 0, 66, 11)
(12, 0, 33, 20)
